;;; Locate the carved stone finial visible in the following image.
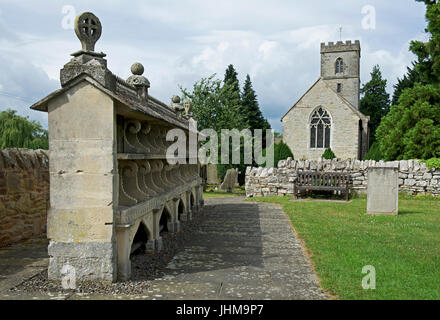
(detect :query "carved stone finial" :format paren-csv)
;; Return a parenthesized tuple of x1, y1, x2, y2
(74, 12, 102, 52)
(171, 95, 184, 117)
(127, 62, 150, 102)
(172, 95, 181, 104)
(131, 62, 144, 76)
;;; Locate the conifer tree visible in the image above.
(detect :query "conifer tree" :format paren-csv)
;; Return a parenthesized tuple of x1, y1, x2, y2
(360, 65, 390, 143)
(241, 74, 270, 131)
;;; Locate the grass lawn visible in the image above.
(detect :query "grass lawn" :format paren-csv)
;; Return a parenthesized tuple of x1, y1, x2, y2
(203, 187, 246, 198)
(249, 195, 440, 300)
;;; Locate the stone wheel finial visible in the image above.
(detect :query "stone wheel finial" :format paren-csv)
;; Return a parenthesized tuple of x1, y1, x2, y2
(74, 12, 102, 52)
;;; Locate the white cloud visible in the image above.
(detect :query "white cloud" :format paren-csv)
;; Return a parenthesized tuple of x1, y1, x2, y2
(0, 0, 429, 133)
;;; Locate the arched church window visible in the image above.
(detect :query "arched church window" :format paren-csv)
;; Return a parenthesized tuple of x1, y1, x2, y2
(335, 58, 343, 74)
(310, 108, 331, 149)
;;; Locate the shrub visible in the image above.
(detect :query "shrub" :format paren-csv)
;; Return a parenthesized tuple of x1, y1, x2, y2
(364, 142, 383, 161)
(322, 148, 336, 160)
(425, 158, 440, 170)
(260, 141, 294, 168)
(275, 141, 294, 166)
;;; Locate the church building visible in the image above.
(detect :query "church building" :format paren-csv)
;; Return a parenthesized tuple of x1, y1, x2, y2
(281, 40, 370, 160)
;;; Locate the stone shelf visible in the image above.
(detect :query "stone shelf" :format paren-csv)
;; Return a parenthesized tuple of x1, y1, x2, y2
(117, 153, 168, 160)
(117, 153, 198, 161)
(115, 177, 202, 223)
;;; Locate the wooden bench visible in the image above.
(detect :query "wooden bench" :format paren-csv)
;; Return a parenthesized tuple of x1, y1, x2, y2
(293, 171, 350, 201)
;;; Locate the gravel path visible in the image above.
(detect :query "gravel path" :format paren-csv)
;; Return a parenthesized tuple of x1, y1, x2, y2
(3, 197, 328, 300)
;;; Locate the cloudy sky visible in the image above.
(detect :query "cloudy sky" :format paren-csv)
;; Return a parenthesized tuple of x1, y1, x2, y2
(0, 0, 428, 132)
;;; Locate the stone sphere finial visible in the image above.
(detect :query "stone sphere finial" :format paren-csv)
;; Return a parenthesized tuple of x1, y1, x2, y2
(172, 95, 181, 104)
(131, 62, 144, 76)
(74, 12, 102, 52)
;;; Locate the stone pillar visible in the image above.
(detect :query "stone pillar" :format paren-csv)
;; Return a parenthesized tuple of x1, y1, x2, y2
(152, 207, 164, 251)
(167, 220, 181, 233)
(115, 225, 132, 281)
(46, 83, 117, 283)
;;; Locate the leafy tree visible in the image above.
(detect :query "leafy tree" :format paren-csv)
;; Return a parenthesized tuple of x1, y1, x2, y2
(181, 67, 272, 184)
(241, 75, 270, 131)
(0, 109, 48, 150)
(180, 73, 245, 184)
(180, 74, 243, 132)
(360, 65, 390, 143)
(322, 148, 336, 160)
(376, 0, 440, 160)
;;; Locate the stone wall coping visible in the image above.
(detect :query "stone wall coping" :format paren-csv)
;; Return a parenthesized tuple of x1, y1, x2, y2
(0, 148, 49, 170)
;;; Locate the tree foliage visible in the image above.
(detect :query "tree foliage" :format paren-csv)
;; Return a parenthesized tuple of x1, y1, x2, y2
(181, 66, 271, 184)
(410, 0, 440, 84)
(223, 64, 245, 128)
(377, 0, 440, 160)
(180, 74, 244, 132)
(0, 109, 48, 150)
(241, 75, 270, 131)
(377, 84, 440, 160)
(392, 61, 425, 106)
(360, 65, 390, 143)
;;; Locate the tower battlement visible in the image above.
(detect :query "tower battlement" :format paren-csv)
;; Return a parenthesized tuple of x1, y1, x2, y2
(321, 40, 360, 53)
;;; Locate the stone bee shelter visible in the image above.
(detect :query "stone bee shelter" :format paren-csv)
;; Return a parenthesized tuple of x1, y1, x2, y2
(30, 12, 204, 282)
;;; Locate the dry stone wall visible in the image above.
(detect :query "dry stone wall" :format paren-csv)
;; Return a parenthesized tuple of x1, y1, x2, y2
(0, 149, 49, 247)
(245, 158, 440, 198)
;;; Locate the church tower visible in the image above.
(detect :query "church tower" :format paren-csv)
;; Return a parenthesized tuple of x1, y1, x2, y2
(320, 40, 361, 109)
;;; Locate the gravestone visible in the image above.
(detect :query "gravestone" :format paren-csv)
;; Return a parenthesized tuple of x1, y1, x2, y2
(220, 169, 237, 193)
(206, 164, 219, 185)
(367, 167, 399, 215)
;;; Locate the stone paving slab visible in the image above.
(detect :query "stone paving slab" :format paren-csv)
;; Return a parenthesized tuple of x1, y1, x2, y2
(138, 197, 327, 300)
(0, 197, 328, 300)
(0, 237, 48, 293)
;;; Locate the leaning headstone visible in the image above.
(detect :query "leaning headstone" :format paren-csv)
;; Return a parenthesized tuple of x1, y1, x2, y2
(207, 164, 219, 185)
(235, 168, 240, 187)
(220, 169, 237, 193)
(367, 167, 399, 215)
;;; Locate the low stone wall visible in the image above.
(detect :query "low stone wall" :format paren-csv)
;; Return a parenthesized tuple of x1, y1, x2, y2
(245, 158, 440, 198)
(0, 149, 49, 247)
